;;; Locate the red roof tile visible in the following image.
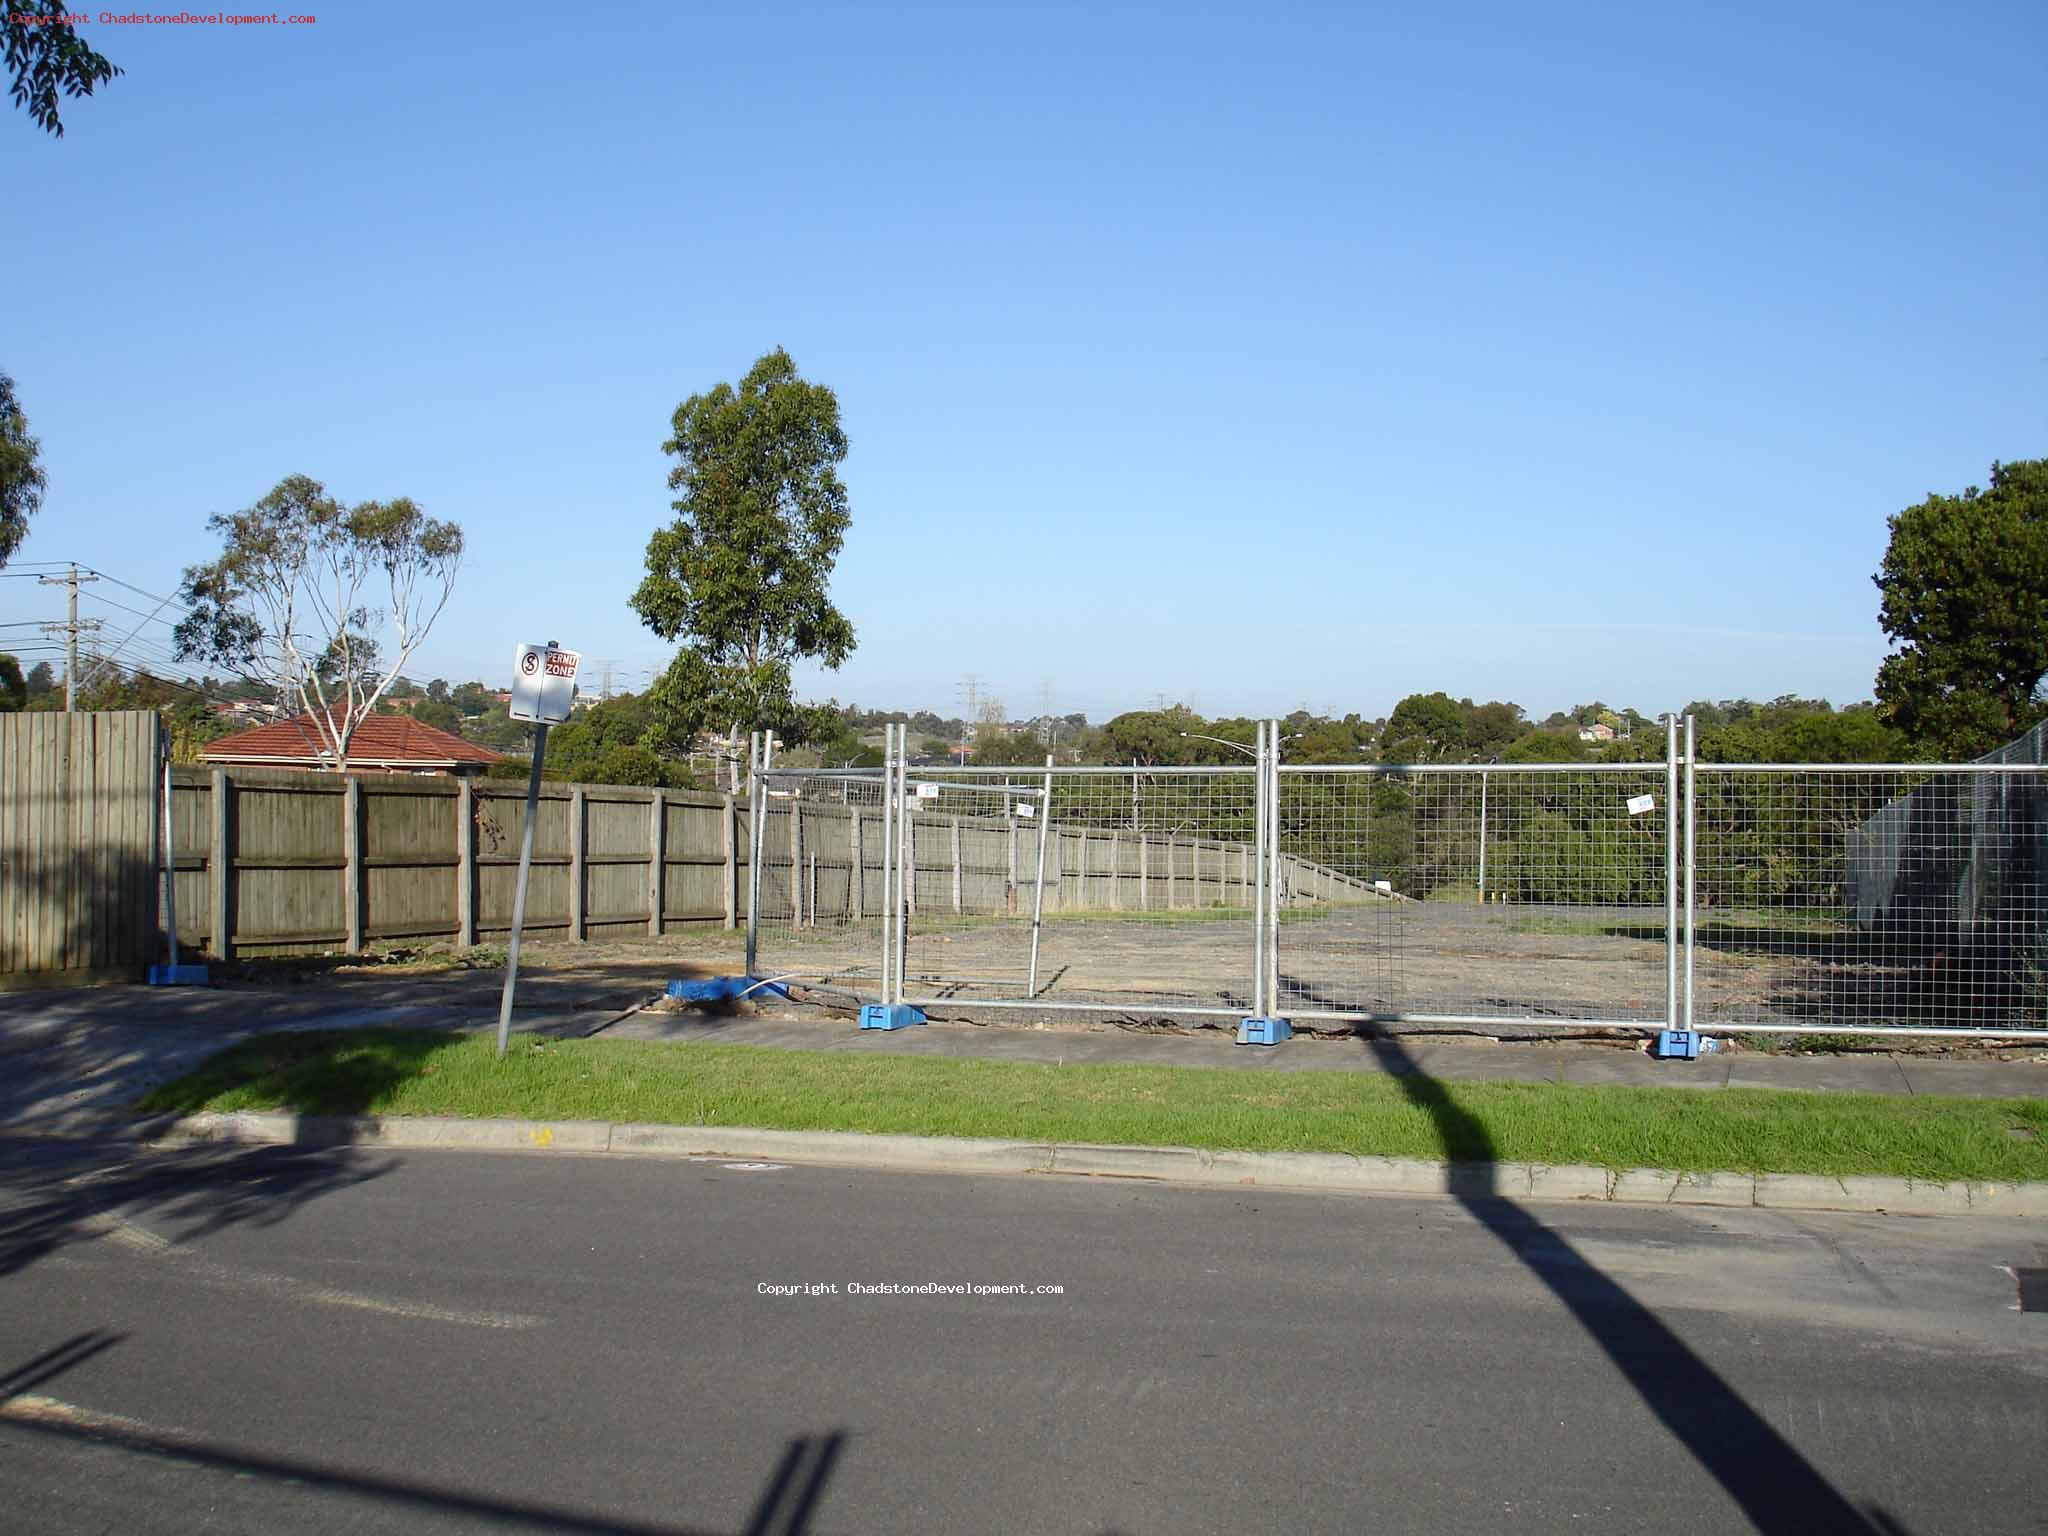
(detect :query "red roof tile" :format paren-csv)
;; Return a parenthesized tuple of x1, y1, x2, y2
(203, 711, 502, 769)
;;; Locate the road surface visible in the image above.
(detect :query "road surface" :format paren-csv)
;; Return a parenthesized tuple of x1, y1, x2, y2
(0, 1135, 2040, 1533)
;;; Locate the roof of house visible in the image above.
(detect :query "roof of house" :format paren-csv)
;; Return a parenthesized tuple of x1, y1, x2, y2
(202, 711, 502, 769)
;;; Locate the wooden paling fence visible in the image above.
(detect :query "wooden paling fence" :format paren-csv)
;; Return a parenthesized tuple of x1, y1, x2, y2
(1, 711, 162, 986)
(161, 766, 749, 960)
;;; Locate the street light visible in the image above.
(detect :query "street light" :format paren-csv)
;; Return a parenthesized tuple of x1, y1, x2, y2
(1178, 731, 1298, 759)
(1179, 731, 1254, 759)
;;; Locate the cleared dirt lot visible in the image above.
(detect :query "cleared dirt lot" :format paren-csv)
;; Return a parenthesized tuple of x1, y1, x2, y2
(754, 899, 2042, 1032)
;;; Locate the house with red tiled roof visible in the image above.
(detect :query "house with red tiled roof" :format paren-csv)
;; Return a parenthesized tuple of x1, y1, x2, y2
(202, 712, 502, 776)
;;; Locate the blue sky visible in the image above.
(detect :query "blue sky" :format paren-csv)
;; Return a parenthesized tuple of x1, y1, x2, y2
(3, 1, 2041, 723)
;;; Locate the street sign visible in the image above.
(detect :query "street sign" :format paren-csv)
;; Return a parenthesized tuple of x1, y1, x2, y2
(508, 642, 580, 724)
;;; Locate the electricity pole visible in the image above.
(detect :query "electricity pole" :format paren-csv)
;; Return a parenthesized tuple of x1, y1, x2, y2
(38, 564, 102, 711)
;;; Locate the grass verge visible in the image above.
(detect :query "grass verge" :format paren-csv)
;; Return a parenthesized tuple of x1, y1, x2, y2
(134, 1029, 2048, 1184)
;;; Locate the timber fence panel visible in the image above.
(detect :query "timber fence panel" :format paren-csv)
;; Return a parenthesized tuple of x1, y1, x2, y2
(361, 777, 461, 944)
(0, 711, 159, 985)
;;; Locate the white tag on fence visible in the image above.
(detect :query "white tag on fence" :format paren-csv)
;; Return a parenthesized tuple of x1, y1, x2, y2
(1015, 803, 1035, 818)
(1626, 794, 1656, 816)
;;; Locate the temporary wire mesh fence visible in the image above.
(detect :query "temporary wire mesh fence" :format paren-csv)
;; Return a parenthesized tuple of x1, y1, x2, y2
(1275, 763, 1674, 1026)
(1692, 765, 2048, 1035)
(747, 767, 890, 995)
(893, 765, 1273, 1015)
(742, 721, 2048, 1037)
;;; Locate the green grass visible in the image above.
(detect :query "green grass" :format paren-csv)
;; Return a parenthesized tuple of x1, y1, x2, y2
(136, 1028, 2048, 1184)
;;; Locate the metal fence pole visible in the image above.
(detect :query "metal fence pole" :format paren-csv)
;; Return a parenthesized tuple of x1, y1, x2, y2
(744, 731, 762, 977)
(878, 725, 895, 1002)
(896, 729, 912, 1001)
(1665, 713, 1679, 1032)
(1477, 767, 1489, 901)
(1027, 753, 1053, 998)
(1267, 720, 1282, 1018)
(158, 726, 181, 968)
(1683, 713, 1696, 1032)
(1251, 722, 1266, 1017)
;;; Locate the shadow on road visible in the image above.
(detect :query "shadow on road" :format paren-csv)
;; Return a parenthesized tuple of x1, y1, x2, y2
(0, 1329, 127, 1402)
(0, 1136, 396, 1278)
(0, 1375, 849, 1536)
(1362, 1033, 1909, 1535)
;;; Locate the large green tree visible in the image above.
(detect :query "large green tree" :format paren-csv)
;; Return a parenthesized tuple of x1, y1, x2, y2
(632, 349, 856, 778)
(0, 370, 46, 567)
(6, 5, 119, 137)
(1874, 459, 2048, 758)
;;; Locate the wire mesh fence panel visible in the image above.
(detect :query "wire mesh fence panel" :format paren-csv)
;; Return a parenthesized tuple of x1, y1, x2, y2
(894, 766, 1263, 1015)
(750, 769, 890, 997)
(1276, 765, 1674, 1026)
(1691, 765, 2048, 1034)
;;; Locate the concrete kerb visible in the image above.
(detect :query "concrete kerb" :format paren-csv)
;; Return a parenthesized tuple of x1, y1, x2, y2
(82, 1110, 2045, 1218)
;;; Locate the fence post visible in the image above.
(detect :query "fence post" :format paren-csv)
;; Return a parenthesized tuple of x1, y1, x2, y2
(1005, 811, 1018, 915)
(1683, 714, 1696, 1031)
(1267, 720, 1281, 1016)
(1477, 767, 1490, 901)
(457, 777, 477, 947)
(648, 789, 665, 937)
(570, 785, 587, 942)
(723, 792, 738, 931)
(950, 815, 963, 915)
(1664, 714, 1678, 1030)
(1110, 830, 1122, 910)
(343, 776, 364, 955)
(905, 808, 917, 917)
(790, 800, 805, 926)
(744, 735, 761, 974)
(1166, 831, 1178, 910)
(1139, 833, 1149, 911)
(1252, 723, 1266, 1016)
(209, 767, 232, 961)
(852, 805, 866, 918)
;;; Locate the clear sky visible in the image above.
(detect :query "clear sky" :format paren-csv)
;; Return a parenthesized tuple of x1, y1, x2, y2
(4, 1, 2041, 723)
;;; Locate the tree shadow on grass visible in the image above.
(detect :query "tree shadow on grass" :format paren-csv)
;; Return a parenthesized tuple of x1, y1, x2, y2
(0, 1134, 397, 1278)
(1362, 1033, 1911, 1534)
(131, 1027, 474, 1120)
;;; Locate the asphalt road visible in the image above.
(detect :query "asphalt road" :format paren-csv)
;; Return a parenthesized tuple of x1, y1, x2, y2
(0, 1136, 2041, 1535)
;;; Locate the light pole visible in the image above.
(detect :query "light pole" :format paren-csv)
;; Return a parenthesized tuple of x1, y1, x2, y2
(1179, 731, 1254, 760)
(1179, 731, 1299, 760)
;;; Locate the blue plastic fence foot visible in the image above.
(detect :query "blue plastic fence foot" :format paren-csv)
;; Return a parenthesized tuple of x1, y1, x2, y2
(859, 1004, 927, 1031)
(667, 975, 789, 1003)
(1237, 1016, 1292, 1046)
(147, 963, 210, 986)
(1652, 1029, 1701, 1060)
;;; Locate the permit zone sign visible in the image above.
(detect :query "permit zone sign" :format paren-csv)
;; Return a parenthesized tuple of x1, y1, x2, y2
(508, 643, 580, 724)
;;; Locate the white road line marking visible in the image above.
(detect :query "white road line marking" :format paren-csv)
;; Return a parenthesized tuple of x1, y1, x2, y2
(99, 1220, 543, 1330)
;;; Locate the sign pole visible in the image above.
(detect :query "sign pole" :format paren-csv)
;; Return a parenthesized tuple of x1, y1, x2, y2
(496, 720, 550, 1058)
